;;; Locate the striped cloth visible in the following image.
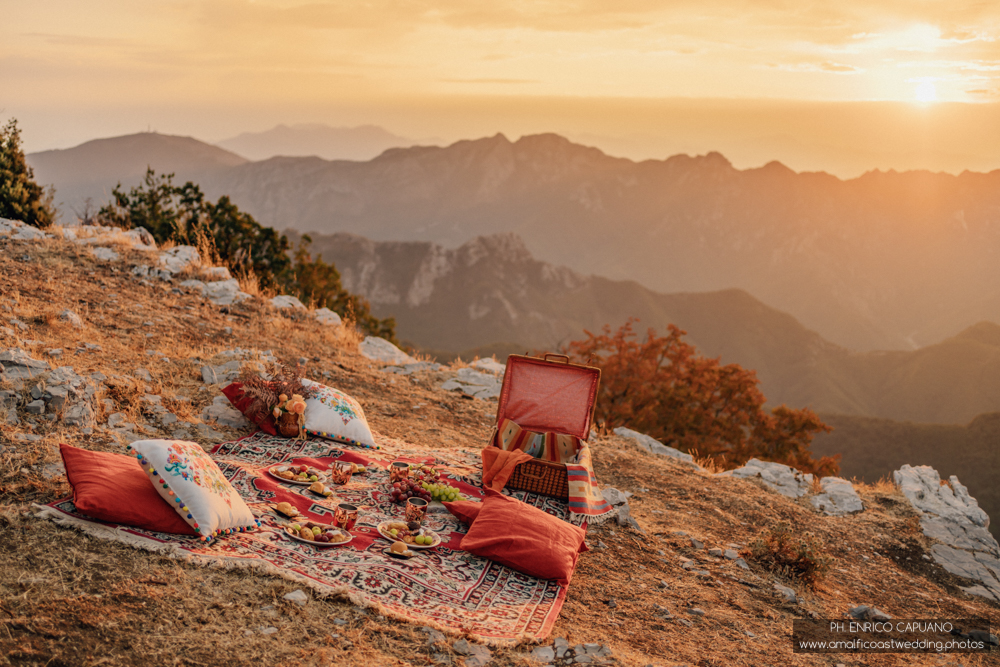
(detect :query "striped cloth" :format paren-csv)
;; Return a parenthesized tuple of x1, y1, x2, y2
(497, 419, 613, 523)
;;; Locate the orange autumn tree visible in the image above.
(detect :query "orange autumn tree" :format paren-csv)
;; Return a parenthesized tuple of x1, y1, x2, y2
(565, 319, 838, 476)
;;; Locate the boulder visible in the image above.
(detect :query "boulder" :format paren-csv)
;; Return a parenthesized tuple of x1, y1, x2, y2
(271, 295, 305, 310)
(59, 309, 84, 328)
(716, 458, 814, 498)
(0, 218, 48, 241)
(382, 361, 443, 375)
(202, 266, 231, 280)
(810, 477, 864, 516)
(358, 336, 415, 365)
(0, 348, 49, 381)
(201, 395, 249, 428)
(469, 357, 506, 374)
(159, 246, 201, 274)
(894, 465, 990, 528)
(90, 247, 119, 262)
(440, 367, 502, 399)
(314, 308, 342, 327)
(613, 427, 698, 466)
(203, 279, 251, 306)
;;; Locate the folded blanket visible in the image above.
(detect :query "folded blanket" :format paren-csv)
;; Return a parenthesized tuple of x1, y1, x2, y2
(485, 419, 613, 524)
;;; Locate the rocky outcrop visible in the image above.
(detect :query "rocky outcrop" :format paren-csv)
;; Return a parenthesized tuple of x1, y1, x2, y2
(893, 464, 1000, 601)
(716, 458, 814, 499)
(358, 336, 415, 365)
(810, 477, 864, 516)
(613, 427, 698, 467)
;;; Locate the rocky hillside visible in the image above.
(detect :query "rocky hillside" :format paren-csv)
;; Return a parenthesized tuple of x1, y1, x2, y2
(1, 217, 999, 666)
(29, 132, 1000, 353)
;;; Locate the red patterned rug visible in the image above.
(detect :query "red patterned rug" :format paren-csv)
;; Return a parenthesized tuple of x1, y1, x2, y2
(36, 432, 575, 644)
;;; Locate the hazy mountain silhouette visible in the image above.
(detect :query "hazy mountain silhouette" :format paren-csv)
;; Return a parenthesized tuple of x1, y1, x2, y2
(28, 133, 246, 216)
(216, 124, 421, 162)
(294, 230, 1000, 425)
(28, 131, 1000, 353)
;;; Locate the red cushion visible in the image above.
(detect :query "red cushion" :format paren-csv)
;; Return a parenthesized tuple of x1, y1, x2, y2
(222, 382, 277, 435)
(459, 489, 587, 585)
(443, 500, 482, 525)
(60, 444, 197, 535)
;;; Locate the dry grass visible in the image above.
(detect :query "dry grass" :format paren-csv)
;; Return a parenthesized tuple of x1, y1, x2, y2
(1, 232, 999, 667)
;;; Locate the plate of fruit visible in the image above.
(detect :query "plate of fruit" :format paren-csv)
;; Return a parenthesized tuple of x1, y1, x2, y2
(377, 521, 441, 549)
(284, 521, 352, 547)
(268, 464, 326, 485)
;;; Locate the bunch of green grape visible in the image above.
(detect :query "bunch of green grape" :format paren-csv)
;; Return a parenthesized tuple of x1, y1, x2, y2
(421, 481, 462, 502)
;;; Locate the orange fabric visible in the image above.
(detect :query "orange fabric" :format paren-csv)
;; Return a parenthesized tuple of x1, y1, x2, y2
(60, 444, 197, 535)
(481, 446, 533, 492)
(459, 489, 588, 586)
(443, 500, 482, 525)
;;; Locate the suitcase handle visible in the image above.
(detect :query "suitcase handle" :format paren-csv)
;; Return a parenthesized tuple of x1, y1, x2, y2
(543, 353, 570, 364)
(519, 466, 544, 480)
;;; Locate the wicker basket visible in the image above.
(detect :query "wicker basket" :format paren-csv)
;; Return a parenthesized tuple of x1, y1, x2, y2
(487, 353, 600, 500)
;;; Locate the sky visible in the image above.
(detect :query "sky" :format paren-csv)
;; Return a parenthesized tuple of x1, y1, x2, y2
(5, 0, 1000, 176)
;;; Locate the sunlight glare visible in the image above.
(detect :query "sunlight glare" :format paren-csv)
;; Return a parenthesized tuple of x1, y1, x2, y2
(915, 81, 937, 103)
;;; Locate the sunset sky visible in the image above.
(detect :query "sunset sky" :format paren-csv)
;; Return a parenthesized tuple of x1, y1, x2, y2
(5, 0, 1000, 175)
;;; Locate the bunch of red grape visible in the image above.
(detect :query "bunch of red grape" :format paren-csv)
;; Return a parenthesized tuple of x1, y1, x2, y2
(389, 479, 432, 504)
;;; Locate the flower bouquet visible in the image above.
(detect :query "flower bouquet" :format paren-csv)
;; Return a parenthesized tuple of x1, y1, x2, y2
(273, 393, 307, 439)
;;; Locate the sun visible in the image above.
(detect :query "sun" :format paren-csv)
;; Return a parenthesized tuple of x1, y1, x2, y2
(915, 80, 938, 103)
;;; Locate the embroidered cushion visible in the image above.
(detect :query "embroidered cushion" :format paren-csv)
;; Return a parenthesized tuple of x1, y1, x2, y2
(459, 489, 588, 585)
(126, 439, 258, 542)
(300, 378, 376, 448)
(59, 444, 196, 535)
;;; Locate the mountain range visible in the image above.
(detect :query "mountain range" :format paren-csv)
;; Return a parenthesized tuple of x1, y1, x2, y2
(215, 124, 422, 162)
(28, 131, 1000, 354)
(295, 229, 1000, 426)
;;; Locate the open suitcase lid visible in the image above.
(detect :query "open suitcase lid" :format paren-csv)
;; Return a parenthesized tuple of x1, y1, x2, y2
(496, 354, 601, 440)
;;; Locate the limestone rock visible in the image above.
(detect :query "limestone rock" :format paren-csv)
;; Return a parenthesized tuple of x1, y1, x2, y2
(440, 367, 502, 399)
(202, 266, 231, 280)
(452, 639, 491, 667)
(773, 583, 798, 604)
(613, 427, 698, 466)
(358, 336, 415, 365)
(59, 309, 84, 328)
(894, 465, 990, 529)
(180, 279, 206, 294)
(203, 279, 251, 306)
(469, 357, 505, 374)
(0, 218, 48, 241)
(201, 396, 249, 428)
(159, 246, 200, 274)
(282, 589, 309, 606)
(314, 307, 342, 326)
(271, 295, 305, 310)
(810, 477, 864, 516)
(90, 247, 119, 262)
(848, 605, 891, 621)
(0, 348, 49, 380)
(382, 361, 443, 375)
(201, 365, 218, 384)
(716, 458, 814, 498)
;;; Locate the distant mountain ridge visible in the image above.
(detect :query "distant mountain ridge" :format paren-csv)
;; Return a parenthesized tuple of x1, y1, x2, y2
(296, 230, 1000, 425)
(27, 131, 1000, 352)
(216, 124, 421, 162)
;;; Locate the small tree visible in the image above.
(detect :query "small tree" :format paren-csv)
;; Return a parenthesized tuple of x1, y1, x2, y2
(0, 119, 55, 228)
(565, 319, 837, 476)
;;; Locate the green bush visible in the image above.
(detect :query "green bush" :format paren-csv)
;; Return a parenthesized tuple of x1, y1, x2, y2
(0, 119, 56, 228)
(98, 169, 397, 342)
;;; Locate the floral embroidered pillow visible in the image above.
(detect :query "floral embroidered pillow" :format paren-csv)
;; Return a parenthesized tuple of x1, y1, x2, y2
(301, 378, 377, 448)
(126, 439, 258, 542)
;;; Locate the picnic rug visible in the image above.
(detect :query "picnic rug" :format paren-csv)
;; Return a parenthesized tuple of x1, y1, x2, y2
(34, 431, 585, 644)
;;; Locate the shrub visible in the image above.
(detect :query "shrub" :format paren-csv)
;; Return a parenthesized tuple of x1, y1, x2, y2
(97, 169, 397, 341)
(565, 319, 837, 476)
(745, 522, 831, 587)
(0, 119, 55, 228)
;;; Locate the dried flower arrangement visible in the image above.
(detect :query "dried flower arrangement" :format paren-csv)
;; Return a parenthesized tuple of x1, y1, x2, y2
(237, 362, 315, 438)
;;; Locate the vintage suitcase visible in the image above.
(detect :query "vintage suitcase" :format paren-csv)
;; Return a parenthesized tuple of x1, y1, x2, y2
(487, 353, 601, 499)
